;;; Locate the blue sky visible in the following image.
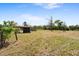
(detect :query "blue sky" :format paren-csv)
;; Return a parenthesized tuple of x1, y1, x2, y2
(0, 3, 79, 26)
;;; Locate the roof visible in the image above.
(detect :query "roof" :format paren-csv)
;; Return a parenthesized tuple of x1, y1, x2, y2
(14, 26, 30, 28)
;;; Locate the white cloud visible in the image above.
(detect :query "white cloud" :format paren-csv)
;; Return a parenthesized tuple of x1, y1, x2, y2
(34, 3, 63, 9)
(0, 14, 48, 26)
(16, 14, 48, 26)
(16, 3, 63, 9)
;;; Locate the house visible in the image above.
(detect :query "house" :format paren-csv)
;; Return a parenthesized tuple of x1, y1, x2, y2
(15, 26, 31, 33)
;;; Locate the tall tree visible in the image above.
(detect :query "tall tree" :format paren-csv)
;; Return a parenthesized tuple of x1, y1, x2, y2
(48, 16, 54, 31)
(23, 21, 28, 26)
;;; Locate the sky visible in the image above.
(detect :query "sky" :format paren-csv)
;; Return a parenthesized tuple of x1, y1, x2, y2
(0, 3, 79, 26)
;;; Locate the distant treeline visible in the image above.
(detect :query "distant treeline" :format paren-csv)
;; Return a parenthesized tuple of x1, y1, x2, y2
(31, 19, 79, 31)
(0, 19, 79, 32)
(32, 25, 79, 31)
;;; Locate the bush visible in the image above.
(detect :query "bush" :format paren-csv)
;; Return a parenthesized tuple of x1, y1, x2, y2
(1, 26, 13, 39)
(31, 26, 37, 31)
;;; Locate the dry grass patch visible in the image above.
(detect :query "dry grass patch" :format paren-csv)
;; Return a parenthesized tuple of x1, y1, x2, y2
(0, 30, 79, 56)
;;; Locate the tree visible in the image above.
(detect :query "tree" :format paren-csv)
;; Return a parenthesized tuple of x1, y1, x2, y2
(3, 21, 8, 26)
(61, 22, 68, 31)
(23, 21, 28, 26)
(8, 21, 17, 27)
(48, 16, 54, 31)
(0, 26, 13, 48)
(2, 21, 14, 39)
(0, 31, 4, 48)
(0, 24, 2, 30)
(31, 26, 37, 31)
(0, 21, 17, 47)
(54, 20, 63, 30)
(43, 25, 47, 30)
(75, 25, 79, 30)
(69, 25, 75, 31)
(69, 25, 79, 31)
(3, 21, 17, 27)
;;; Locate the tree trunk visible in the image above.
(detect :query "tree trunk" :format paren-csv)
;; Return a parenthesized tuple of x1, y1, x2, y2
(0, 31, 4, 48)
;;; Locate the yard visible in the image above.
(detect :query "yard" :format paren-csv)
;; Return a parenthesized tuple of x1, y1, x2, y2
(0, 30, 79, 56)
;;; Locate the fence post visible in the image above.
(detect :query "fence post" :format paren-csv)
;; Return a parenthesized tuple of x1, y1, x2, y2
(15, 32, 18, 41)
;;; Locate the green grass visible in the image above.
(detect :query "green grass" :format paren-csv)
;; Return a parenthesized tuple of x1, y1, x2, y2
(0, 30, 79, 56)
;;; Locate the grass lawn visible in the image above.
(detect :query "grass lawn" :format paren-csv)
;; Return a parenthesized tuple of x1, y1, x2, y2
(0, 30, 79, 56)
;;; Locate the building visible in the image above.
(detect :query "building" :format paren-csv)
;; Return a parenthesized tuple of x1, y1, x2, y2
(15, 26, 31, 33)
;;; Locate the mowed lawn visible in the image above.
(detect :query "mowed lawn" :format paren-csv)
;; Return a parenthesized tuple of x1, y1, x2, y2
(0, 30, 79, 56)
